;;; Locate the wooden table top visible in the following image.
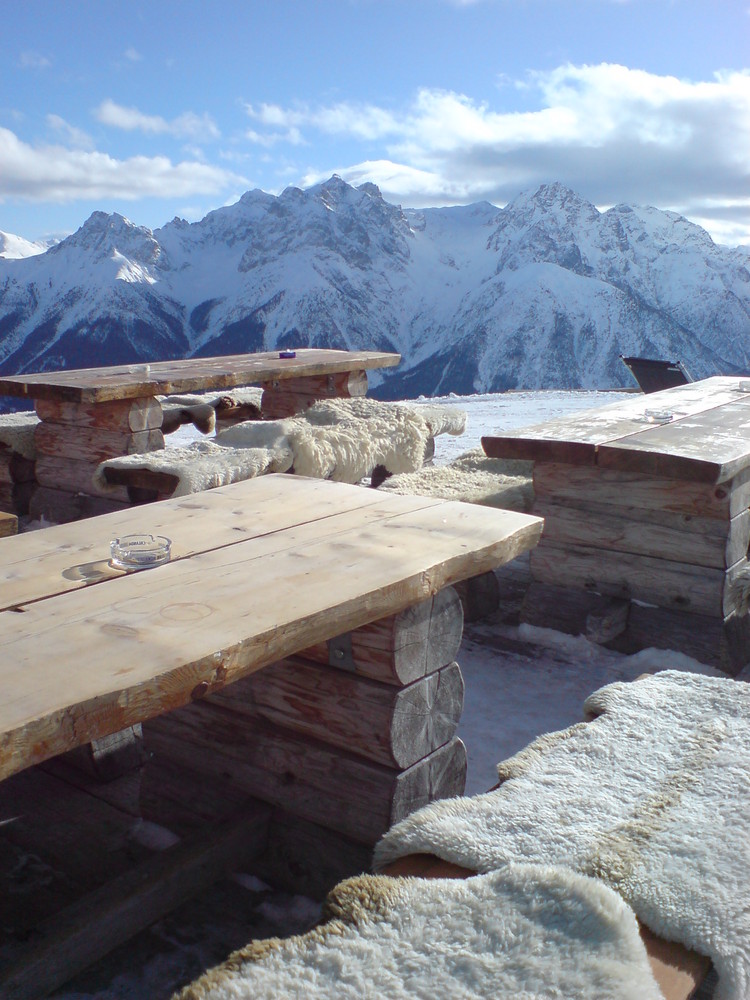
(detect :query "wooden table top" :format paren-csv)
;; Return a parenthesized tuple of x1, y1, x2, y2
(482, 376, 750, 483)
(0, 349, 401, 404)
(0, 475, 542, 781)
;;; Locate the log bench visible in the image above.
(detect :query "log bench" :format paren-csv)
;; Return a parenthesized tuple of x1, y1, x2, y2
(0, 349, 400, 523)
(0, 474, 541, 996)
(483, 376, 750, 673)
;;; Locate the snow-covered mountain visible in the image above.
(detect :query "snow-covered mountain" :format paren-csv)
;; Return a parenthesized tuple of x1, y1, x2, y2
(1, 177, 749, 398)
(0, 230, 56, 260)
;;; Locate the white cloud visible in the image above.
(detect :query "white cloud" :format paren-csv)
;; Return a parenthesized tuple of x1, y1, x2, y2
(19, 50, 51, 70)
(124, 47, 143, 62)
(262, 64, 750, 243)
(46, 114, 95, 151)
(95, 99, 220, 140)
(0, 126, 246, 202)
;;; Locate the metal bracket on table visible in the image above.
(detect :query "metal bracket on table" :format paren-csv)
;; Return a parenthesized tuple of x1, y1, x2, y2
(328, 633, 356, 672)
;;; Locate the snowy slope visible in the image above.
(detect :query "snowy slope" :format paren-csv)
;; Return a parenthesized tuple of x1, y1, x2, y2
(1, 178, 748, 395)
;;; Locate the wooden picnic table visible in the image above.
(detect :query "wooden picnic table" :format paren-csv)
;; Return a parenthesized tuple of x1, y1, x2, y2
(0, 348, 401, 523)
(482, 376, 750, 670)
(0, 473, 540, 779)
(0, 473, 540, 997)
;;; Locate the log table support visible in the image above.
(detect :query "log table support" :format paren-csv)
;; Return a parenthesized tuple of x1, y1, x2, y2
(521, 460, 750, 674)
(30, 397, 165, 524)
(260, 369, 368, 419)
(140, 586, 468, 896)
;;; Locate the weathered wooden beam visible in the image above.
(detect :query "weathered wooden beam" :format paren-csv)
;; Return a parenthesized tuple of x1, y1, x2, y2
(260, 370, 368, 419)
(61, 725, 147, 782)
(34, 422, 164, 464)
(140, 702, 467, 844)
(533, 461, 750, 521)
(34, 396, 164, 432)
(299, 586, 464, 686)
(0, 510, 18, 537)
(521, 580, 623, 636)
(530, 542, 747, 619)
(0, 804, 271, 1000)
(34, 455, 129, 498)
(535, 500, 750, 570)
(452, 571, 501, 622)
(612, 603, 750, 676)
(29, 485, 131, 524)
(211, 658, 464, 769)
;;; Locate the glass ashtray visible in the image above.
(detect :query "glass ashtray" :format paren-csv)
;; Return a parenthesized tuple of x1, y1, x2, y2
(643, 409, 674, 424)
(110, 533, 172, 571)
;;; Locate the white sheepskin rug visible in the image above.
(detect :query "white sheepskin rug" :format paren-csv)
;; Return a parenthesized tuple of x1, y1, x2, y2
(0, 411, 39, 460)
(94, 398, 466, 495)
(375, 670, 750, 1000)
(174, 864, 663, 1000)
(93, 436, 293, 497)
(378, 447, 534, 511)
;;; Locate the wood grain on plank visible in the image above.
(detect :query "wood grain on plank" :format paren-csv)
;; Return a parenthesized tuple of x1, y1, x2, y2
(597, 398, 750, 483)
(482, 378, 750, 465)
(0, 476, 542, 778)
(0, 349, 400, 403)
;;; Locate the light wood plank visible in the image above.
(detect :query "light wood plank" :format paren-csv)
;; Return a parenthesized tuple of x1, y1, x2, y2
(0, 475, 415, 609)
(597, 398, 750, 483)
(482, 378, 750, 465)
(0, 478, 542, 778)
(0, 349, 400, 404)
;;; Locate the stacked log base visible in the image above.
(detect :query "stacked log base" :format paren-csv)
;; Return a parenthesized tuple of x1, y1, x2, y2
(0, 445, 36, 517)
(260, 370, 368, 419)
(141, 586, 467, 891)
(523, 462, 750, 673)
(31, 397, 165, 523)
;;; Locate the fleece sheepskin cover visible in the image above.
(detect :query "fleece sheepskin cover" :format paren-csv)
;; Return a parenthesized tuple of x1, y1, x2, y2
(173, 864, 663, 1000)
(95, 398, 465, 496)
(379, 447, 534, 510)
(375, 670, 750, 1000)
(0, 411, 39, 460)
(93, 436, 293, 497)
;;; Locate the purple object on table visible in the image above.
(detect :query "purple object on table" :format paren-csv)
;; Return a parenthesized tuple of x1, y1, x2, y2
(279, 350, 296, 359)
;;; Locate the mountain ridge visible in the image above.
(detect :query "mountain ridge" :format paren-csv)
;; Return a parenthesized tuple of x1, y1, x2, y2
(1, 177, 748, 400)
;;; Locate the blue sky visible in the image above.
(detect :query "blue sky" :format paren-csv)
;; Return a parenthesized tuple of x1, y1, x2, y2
(2, 0, 749, 245)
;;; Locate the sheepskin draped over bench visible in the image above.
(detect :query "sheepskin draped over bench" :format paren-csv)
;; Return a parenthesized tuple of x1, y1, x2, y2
(173, 864, 663, 1000)
(94, 398, 466, 497)
(375, 671, 750, 1000)
(159, 388, 264, 435)
(0, 411, 39, 460)
(377, 447, 534, 511)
